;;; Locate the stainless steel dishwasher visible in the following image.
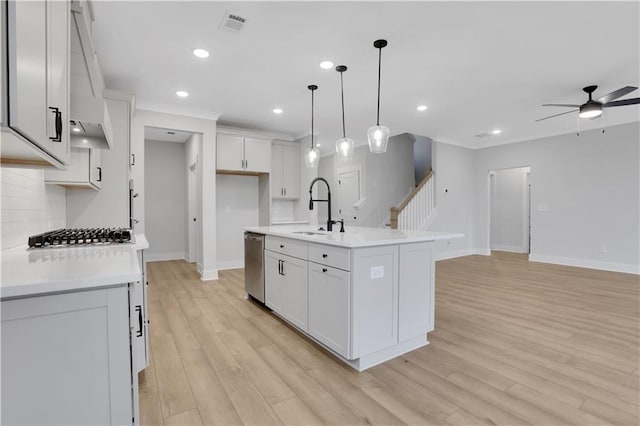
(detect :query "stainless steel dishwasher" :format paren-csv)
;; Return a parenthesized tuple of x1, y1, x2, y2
(244, 232, 265, 303)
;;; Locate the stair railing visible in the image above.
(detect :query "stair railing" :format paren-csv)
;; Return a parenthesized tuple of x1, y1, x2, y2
(390, 170, 434, 230)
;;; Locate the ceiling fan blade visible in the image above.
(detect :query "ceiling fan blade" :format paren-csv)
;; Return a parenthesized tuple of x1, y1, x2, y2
(535, 109, 579, 122)
(596, 86, 638, 104)
(542, 103, 580, 108)
(603, 98, 640, 107)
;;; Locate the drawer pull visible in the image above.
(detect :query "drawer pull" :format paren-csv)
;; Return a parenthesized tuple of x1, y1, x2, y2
(322, 253, 328, 258)
(322, 268, 328, 273)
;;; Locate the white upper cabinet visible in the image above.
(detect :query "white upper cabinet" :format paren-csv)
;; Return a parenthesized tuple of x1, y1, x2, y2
(271, 141, 300, 199)
(217, 133, 270, 174)
(1, 0, 70, 167)
(44, 147, 102, 190)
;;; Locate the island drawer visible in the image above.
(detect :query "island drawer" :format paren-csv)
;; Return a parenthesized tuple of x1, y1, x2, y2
(265, 236, 308, 260)
(309, 243, 351, 271)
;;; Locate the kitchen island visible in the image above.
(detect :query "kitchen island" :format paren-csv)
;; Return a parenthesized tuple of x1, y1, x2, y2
(245, 226, 462, 371)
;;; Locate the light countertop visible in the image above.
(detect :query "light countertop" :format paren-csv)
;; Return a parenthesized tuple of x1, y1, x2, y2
(245, 225, 463, 248)
(1, 234, 149, 300)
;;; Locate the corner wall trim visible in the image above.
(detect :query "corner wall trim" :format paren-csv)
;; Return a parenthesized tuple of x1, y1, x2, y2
(200, 269, 219, 281)
(528, 254, 640, 275)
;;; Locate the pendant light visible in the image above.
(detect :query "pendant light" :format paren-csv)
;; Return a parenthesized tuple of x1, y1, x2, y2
(304, 84, 320, 168)
(335, 65, 354, 161)
(367, 39, 390, 153)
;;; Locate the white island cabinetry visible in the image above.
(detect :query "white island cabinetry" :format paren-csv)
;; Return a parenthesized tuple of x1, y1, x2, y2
(256, 227, 459, 371)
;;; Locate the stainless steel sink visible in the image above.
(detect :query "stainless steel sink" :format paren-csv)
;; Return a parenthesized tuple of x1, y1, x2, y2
(292, 231, 326, 236)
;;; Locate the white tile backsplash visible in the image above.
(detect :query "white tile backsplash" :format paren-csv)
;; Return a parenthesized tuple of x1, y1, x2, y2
(271, 199, 295, 223)
(1, 167, 66, 250)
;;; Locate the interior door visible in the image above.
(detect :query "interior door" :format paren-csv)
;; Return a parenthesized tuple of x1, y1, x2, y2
(337, 169, 360, 223)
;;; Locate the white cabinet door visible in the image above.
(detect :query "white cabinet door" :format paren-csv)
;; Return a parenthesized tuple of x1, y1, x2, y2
(6, 0, 48, 149)
(281, 144, 300, 199)
(1, 286, 133, 425)
(130, 280, 146, 373)
(351, 246, 398, 358)
(308, 263, 350, 358)
(89, 148, 102, 189)
(217, 133, 244, 171)
(399, 242, 434, 339)
(281, 254, 308, 332)
(45, 0, 69, 163)
(265, 250, 285, 315)
(271, 143, 284, 197)
(244, 137, 270, 173)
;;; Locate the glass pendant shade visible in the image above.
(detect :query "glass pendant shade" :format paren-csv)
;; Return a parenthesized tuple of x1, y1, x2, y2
(304, 146, 320, 168)
(367, 125, 390, 153)
(335, 137, 354, 161)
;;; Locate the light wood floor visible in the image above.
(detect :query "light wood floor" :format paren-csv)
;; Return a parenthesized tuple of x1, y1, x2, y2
(140, 252, 639, 425)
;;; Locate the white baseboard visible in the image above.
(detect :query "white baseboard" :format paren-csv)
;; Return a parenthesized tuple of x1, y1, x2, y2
(491, 244, 529, 254)
(217, 260, 244, 271)
(145, 252, 186, 262)
(200, 269, 219, 281)
(435, 248, 490, 261)
(528, 254, 640, 275)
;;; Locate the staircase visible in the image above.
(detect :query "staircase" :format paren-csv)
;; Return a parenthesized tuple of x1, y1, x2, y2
(390, 171, 437, 231)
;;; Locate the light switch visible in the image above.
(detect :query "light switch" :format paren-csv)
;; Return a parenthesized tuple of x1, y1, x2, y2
(370, 266, 384, 279)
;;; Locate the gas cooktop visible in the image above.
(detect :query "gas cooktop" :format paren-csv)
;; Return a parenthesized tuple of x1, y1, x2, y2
(28, 228, 132, 248)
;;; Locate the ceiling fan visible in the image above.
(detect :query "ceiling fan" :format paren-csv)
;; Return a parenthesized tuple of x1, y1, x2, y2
(536, 85, 639, 122)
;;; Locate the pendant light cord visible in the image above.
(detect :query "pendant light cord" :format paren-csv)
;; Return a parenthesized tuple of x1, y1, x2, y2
(340, 71, 346, 138)
(376, 46, 382, 126)
(311, 88, 315, 149)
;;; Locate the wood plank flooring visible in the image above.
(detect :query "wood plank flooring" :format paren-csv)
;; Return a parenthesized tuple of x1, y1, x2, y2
(140, 252, 639, 425)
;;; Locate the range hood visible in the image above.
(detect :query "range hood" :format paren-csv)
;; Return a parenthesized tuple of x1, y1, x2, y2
(69, 0, 113, 150)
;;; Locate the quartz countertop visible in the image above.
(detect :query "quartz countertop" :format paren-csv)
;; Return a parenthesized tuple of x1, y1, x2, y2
(1, 234, 149, 300)
(245, 225, 463, 248)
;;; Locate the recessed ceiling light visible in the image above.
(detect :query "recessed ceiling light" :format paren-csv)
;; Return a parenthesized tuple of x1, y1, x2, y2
(316, 143, 321, 147)
(417, 105, 428, 111)
(176, 90, 189, 98)
(273, 108, 283, 114)
(192, 48, 210, 58)
(491, 129, 502, 135)
(72, 127, 81, 132)
(320, 61, 334, 69)
(82, 139, 88, 144)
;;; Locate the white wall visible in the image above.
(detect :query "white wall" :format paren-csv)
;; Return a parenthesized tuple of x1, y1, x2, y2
(1, 168, 66, 250)
(429, 142, 477, 259)
(474, 122, 639, 273)
(490, 167, 530, 253)
(216, 174, 259, 269)
(185, 133, 202, 263)
(66, 96, 131, 228)
(132, 109, 217, 280)
(144, 140, 187, 261)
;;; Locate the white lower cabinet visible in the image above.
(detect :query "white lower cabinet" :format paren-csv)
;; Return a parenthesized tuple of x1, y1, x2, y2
(308, 263, 350, 358)
(265, 248, 308, 331)
(1, 286, 134, 425)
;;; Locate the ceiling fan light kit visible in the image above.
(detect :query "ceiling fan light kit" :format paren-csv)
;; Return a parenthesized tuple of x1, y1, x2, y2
(304, 84, 320, 168)
(335, 65, 355, 161)
(367, 39, 390, 154)
(538, 85, 639, 122)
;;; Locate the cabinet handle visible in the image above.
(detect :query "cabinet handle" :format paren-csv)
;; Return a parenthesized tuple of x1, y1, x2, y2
(97, 167, 102, 182)
(135, 305, 143, 337)
(245, 159, 248, 169)
(284, 187, 286, 196)
(322, 253, 328, 258)
(48, 107, 62, 142)
(131, 154, 136, 166)
(280, 244, 284, 248)
(281, 260, 285, 276)
(281, 187, 284, 196)
(322, 268, 328, 273)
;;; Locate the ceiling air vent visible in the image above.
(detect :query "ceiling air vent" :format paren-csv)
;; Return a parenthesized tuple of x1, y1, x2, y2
(474, 132, 492, 138)
(220, 11, 247, 32)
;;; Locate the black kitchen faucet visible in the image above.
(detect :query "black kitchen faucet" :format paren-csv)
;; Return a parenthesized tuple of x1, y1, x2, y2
(308, 177, 344, 232)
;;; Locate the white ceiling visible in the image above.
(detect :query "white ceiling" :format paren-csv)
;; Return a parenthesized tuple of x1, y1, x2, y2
(144, 126, 193, 143)
(92, 1, 639, 154)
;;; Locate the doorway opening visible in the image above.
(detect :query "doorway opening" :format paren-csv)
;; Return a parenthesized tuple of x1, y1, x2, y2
(144, 126, 202, 263)
(489, 166, 531, 254)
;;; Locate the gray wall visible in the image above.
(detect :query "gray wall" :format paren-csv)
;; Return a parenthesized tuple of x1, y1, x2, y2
(473, 122, 639, 273)
(144, 140, 187, 260)
(316, 133, 415, 227)
(413, 134, 433, 184)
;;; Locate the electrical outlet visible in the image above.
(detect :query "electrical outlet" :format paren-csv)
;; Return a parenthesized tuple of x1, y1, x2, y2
(370, 266, 384, 280)
(599, 244, 607, 253)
